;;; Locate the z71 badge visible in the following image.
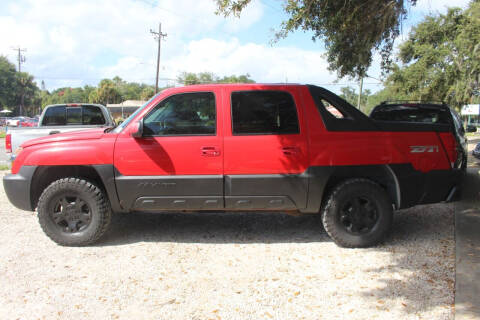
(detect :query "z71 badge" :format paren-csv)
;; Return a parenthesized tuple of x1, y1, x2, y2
(410, 145, 439, 153)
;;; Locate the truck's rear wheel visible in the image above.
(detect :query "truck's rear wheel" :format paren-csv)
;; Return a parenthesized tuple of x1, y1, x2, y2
(37, 178, 111, 246)
(321, 179, 393, 248)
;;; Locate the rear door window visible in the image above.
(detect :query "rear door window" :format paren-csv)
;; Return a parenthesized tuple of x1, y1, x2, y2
(231, 91, 299, 135)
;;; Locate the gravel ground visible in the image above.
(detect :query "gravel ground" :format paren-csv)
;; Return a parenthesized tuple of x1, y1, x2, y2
(0, 171, 455, 320)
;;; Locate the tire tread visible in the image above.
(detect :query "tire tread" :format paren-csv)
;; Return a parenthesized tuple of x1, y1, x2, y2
(37, 178, 111, 246)
(321, 178, 393, 248)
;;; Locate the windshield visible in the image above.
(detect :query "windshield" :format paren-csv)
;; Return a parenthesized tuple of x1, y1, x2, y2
(113, 93, 160, 133)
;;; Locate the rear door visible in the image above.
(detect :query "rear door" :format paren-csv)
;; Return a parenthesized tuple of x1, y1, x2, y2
(222, 86, 309, 210)
(114, 89, 224, 211)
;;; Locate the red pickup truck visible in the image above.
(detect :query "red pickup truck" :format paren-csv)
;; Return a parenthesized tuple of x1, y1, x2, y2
(3, 84, 464, 247)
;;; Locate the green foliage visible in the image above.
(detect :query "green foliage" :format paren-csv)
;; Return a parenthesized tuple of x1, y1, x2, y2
(1, 61, 255, 117)
(385, 2, 480, 109)
(140, 87, 156, 100)
(339, 86, 373, 114)
(0, 56, 40, 115)
(15, 72, 39, 114)
(39, 78, 157, 108)
(216, 0, 417, 78)
(0, 56, 17, 109)
(94, 79, 122, 105)
(177, 72, 255, 85)
(217, 74, 255, 83)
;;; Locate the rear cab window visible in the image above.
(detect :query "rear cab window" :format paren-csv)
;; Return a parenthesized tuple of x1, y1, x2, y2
(42, 105, 106, 126)
(231, 91, 300, 135)
(370, 104, 451, 124)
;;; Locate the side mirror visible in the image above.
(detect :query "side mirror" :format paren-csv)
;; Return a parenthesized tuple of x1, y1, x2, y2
(131, 120, 144, 138)
(466, 125, 477, 133)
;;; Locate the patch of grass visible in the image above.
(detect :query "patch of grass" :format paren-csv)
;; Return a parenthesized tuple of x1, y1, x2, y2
(0, 164, 10, 171)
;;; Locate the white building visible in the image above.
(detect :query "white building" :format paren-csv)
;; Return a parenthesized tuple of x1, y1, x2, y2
(461, 104, 480, 124)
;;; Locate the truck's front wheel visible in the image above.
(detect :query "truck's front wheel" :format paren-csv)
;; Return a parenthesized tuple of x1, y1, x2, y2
(321, 179, 393, 248)
(37, 178, 111, 246)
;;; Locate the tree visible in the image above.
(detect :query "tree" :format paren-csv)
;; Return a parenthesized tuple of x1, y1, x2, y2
(88, 90, 100, 104)
(384, 2, 480, 109)
(217, 74, 255, 83)
(96, 79, 122, 105)
(0, 56, 18, 109)
(339, 86, 372, 114)
(215, 0, 417, 78)
(15, 72, 39, 115)
(140, 87, 155, 100)
(177, 72, 215, 85)
(177, 72, 255, 85)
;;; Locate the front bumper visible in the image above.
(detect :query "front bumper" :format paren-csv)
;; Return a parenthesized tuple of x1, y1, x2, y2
(3, 166, 37, 211)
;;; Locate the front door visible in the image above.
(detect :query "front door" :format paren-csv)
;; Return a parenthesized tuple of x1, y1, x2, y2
(113, 90, 224, 211)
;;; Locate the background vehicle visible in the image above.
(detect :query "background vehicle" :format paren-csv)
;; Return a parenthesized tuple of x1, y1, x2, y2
(5, 104, 114, 158)
(473, 143, 480, 160)
(6, 117, 27, 127)
(370, 101, 474, 169)
(3, 85, 464, 248)
(19, 118, 39, 127)
(466, 124, 477, 132)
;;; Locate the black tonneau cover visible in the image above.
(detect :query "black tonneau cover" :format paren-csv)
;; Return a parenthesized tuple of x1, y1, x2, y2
(307, 85, 452, 133)
(373, 120, 451, 132)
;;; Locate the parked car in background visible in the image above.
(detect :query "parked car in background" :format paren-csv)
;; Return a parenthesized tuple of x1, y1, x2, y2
(466, 124, 477, 133)
(370, 101, 475, 170)
(5, 104, 114, 160)
(19, 118, 38, 127)
(6, 117, 27, 127)
(473, 143, 480, 160)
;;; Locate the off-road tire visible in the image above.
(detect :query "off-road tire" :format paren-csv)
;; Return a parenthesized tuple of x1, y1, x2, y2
(321, 179, 393, 248)
(37, 178, 111, 246)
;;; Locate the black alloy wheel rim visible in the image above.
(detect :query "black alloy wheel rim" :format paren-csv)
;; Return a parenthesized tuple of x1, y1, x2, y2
(50, 195, 92, 233)
(339, 196, 379, 235)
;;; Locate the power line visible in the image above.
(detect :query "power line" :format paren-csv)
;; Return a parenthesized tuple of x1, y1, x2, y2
(134, 0, 239, 38)
(262, 0, 283, 13)
(33, 75, 382, 87)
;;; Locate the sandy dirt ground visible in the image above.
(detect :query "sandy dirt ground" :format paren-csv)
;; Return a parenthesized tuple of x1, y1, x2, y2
(0, 170, 455, 320)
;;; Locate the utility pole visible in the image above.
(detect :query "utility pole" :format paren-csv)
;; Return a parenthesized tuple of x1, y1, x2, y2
(12, 47, 26, 72)
(12, 47, 27, 116)
(357, 77, 364, 111)
(150, 23, 167, 93)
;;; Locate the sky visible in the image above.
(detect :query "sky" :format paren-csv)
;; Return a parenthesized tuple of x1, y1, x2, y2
(0, 0, 473, 94)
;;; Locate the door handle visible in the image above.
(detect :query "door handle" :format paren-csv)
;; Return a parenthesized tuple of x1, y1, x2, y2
(282, 146, 300, 155)
(49, 130, 61, 135)
(201, 146, 221, 157)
